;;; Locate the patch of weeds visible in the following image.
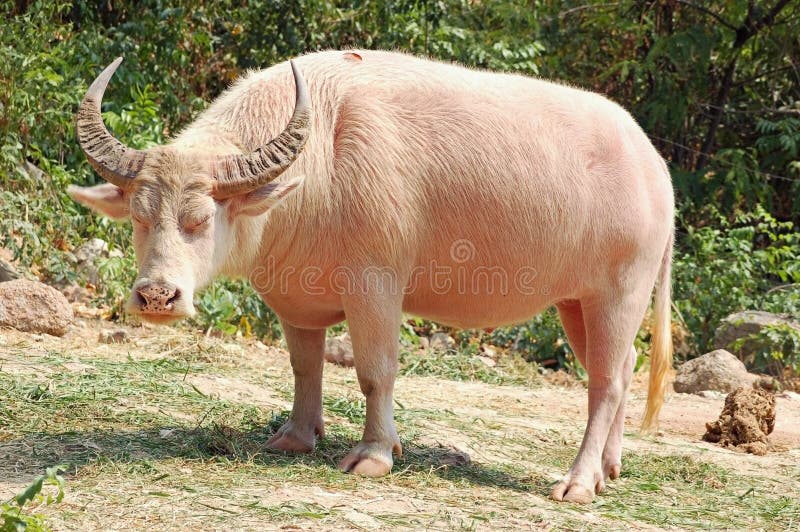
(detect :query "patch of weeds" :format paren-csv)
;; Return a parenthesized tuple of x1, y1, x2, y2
(325, 395, 366, 424)
(399, 348, 538, 386)
(236, 501, 333, 520)
(1, 465, 66, 532)
(397, 443, 548, 494)
(596, 452, 796, 529)
(191, 278, 282, 340)
(620, 453, 730, 488)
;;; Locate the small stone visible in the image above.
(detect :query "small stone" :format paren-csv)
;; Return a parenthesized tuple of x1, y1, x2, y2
(99, 329, 130, 344)
(438, 446, 471, 468)
(480, 343, 497, 358)
(325, 333, 354, 367)
(61, 284, 91, 303)
(254, 341, 268, 351)
(74, 238, 109, 263)
(697, 390, 726, 400)
(430, 332, 456, 351)
(0, 279, 73, 336)
(74, 238, 112, 285)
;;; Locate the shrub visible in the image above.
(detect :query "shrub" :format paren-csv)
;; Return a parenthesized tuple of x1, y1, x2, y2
(673, 206, 800, 355)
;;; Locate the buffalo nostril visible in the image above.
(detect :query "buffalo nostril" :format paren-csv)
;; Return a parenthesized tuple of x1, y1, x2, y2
(166, 288, 180, 307)
(136, 286, 152, 305)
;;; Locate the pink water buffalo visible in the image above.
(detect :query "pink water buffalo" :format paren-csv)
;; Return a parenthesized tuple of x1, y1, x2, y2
(69, 50, 674, 503)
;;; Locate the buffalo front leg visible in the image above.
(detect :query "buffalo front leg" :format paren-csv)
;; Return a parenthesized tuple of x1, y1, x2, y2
(338, 294, 403, 477)
(266, 321, 326, 453)
(551, 290, 650, 503)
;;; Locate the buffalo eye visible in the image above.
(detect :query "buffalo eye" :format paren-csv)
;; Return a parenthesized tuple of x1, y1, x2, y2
(182, 215, 211, 234)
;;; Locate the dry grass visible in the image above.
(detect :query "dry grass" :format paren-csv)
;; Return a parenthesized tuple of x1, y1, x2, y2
(1, 321, 799, 530)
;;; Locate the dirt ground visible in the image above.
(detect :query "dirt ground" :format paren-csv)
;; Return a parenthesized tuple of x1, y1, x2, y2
(1, 318, 799, 530)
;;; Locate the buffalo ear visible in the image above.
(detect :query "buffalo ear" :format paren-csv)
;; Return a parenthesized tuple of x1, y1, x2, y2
(67, 183, 130, 220)
(228, 175, 304, 217)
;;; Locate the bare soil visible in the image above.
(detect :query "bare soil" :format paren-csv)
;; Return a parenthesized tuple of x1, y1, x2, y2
(1, 318, 799, 530)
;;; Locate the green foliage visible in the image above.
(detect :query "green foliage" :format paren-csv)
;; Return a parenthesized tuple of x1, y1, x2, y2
(191, 279, 282, 340)
(489, 308, 572, 367)
(399, 345, 538, 385)
(673, 206, 800, 354)
(1, 466, 66, 532)
(732, 324, 800, 377)
(538, 1, 800, 222)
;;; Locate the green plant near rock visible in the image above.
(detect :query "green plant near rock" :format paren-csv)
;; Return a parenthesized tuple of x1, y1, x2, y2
(732, 323, 800, 378)
(1, 466, 66, 532)
(673, 206, 800, 355)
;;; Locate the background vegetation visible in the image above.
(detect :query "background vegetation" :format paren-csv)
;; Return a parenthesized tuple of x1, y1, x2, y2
(1, 0, 798, 372)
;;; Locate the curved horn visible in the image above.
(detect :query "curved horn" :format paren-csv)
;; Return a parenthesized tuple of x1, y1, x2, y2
(76, 57, 146, 190)
(211, 60, 312, 199)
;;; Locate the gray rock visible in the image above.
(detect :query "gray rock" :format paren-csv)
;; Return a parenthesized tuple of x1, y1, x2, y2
(74, 238, 114, 284)
(0, 260, 19, 283)
(74, 238, 109, 263)
(0, 279, 73, 336)
(17, 160, 45, 181)
(99, 329, 130, 344)
(714, 311, 800, 371)
(674, 349, 757, 394)
(325, 333, 354, 367)
(430, 332, 456, 351)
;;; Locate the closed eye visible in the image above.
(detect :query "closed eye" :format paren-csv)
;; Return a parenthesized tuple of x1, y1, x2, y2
(182, 215, 211, 234)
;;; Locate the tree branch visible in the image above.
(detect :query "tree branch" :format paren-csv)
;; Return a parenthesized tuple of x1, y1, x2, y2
(734, 0, 793, 47)
(675, 0, 737, 31)
(697, 0, 794, 169)
(733, 64, 798, 87)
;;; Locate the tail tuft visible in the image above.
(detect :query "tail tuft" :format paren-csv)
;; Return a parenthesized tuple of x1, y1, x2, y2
(641, 232, 673, 432)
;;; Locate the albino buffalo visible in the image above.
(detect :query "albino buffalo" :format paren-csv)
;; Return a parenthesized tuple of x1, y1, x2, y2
(69, 50, 673, 503)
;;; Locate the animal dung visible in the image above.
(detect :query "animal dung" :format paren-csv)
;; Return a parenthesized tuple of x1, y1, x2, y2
(702, 387, 776, 455)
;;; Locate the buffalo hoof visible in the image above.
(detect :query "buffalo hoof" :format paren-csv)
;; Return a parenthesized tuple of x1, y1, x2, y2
(265, 419, 323, 453)
(338, 441, 399, 477)
(550, 472, 604, 504)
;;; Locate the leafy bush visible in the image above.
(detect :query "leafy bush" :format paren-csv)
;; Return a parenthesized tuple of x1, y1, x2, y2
(192, 279, 282, 340)
(673, 206, 800, 354)
(1, 466, 65, 532)
(489, 308, 572, 368)
(732, 324, 800, 378)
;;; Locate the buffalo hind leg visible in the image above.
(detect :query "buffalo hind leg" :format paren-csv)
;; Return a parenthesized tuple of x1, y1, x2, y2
(337, 293, 403, 477)
(266, 321, 326, 453)
(552, 291, 649, 503)
(556, 300, 635, 482)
